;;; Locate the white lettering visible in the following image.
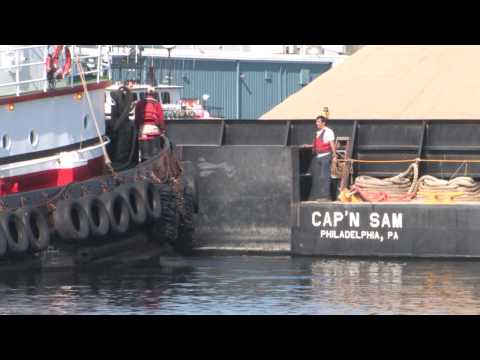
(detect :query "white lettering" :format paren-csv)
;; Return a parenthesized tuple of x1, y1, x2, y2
(323, 212, 333, 227)
(349, 212, 360, 227)
(312, 211, 322, 227)
(392, 213, 403, 228)
(315, 211, 402, 242)
(370, 213, 380, 228)
(381, 213, 391, 228)
(333, 212, 344, 227)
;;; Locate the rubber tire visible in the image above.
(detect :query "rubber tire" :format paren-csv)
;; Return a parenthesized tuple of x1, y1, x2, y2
(176, 184, 195, 254)
(16, 207, 50, 252)
(0, 212, 29, 253)
(100, 191, 131, 235)
(53, 199, 91, 242)
(134, 180, 162, 222)
(0, 225, 7, 257)
(155, 183, 179, 245)
(116, 184, 147, 226)
(79, 196, 110, 238)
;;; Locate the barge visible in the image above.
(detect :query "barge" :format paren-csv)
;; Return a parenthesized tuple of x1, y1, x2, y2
(168, 118, 480, 259)
(0, 45, 196, 269)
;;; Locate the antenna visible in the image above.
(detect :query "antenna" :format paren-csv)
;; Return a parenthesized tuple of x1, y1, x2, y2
(161, 45, 176, 86)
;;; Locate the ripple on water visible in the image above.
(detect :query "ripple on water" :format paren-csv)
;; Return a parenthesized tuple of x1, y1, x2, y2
(0, 256, 479, 314)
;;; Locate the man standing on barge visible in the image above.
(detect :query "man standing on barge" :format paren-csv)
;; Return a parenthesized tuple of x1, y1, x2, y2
(306, 115, 337, 201)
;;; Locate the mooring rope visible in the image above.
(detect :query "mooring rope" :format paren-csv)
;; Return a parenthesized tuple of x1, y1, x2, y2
(338, 158, 480, 164)
(339, 160, 480, 203)
(343, 163, 419, 202)
(74, 53, 116, 176)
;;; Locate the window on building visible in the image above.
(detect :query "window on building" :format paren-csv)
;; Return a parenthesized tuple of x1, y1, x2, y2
(300, 69, 311, 86)
(161, 92, 171, 104)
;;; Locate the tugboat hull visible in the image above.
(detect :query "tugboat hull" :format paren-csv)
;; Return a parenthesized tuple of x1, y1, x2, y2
(0, 153, 197, 269)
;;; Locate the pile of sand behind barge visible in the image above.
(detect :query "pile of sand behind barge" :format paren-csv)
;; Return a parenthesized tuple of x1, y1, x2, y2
(261, 45, 480, 120)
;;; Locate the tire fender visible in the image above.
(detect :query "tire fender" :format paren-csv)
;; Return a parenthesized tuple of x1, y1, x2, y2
(53, 199, 91, 242)
(99, 191, 131, 235)
(16, 207, 50, 252)
(115, 184, 147, 226)
(79, 196, 110, 238)
(134, 180, 162, 222)
(0, 212, 29, 253)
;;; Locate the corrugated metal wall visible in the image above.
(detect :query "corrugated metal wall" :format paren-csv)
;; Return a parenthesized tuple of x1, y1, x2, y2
(111, 56, 332, 119)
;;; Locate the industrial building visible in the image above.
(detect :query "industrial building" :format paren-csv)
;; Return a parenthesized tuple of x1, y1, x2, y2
(108, 45, 347, 119)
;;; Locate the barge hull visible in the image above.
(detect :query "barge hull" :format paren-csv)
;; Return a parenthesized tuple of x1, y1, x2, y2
(292, 203, 480, 258)
(168, 119, 480, 257)
(180, 146, 292, 251)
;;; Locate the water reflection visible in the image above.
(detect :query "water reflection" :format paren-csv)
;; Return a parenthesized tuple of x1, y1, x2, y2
(0, 256, 480, 314)
(309, 259, 480, 314)
(0, 259, 197, 315)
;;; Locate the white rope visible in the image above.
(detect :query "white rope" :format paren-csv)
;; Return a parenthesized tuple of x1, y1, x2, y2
(74, 54, 112, 169)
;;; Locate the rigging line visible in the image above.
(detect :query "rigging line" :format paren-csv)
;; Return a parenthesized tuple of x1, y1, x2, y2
(74, 53, 114, 174)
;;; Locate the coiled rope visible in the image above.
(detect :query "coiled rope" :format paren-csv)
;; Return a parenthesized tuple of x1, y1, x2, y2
(416, 175, 480, 202)
(343, 163, 419, 202)
(338, 157, 480, 203)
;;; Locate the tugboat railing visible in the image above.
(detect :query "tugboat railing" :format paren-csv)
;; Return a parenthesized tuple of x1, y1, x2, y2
(0, 45, 107, 97)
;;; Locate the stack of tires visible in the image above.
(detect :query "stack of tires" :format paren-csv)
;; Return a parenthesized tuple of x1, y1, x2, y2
(52, 180, 163, 243)
(0, 207, 50, 259)
(0, 176, 198, 260)
(51, 178, 196, 254)
(147, 179, 197, 254)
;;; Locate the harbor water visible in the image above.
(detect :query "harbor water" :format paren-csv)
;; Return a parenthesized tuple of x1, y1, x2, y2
(1, 255, 480, 314)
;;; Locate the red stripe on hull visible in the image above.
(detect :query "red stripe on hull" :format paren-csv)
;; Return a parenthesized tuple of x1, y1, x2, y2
(0, 157, 105, 195)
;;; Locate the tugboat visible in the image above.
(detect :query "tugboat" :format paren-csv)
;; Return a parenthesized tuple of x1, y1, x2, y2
(0, 45, 197, 270)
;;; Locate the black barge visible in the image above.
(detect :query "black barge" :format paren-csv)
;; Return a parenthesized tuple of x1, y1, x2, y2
(168, 119, 480, 259)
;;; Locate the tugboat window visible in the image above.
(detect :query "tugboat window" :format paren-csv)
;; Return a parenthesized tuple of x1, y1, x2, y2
(161, 92, 171, 104)
(132, 93, 138, 101)
(83, 115, 89, 129)
(1, 134, 11, 150)
(29, 130, 39, 147)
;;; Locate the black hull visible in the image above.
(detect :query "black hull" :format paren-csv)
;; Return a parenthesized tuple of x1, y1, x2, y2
(166, 119, 480, 259)
(291, 202, 480, 259)
(0, 148, 197, 268)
